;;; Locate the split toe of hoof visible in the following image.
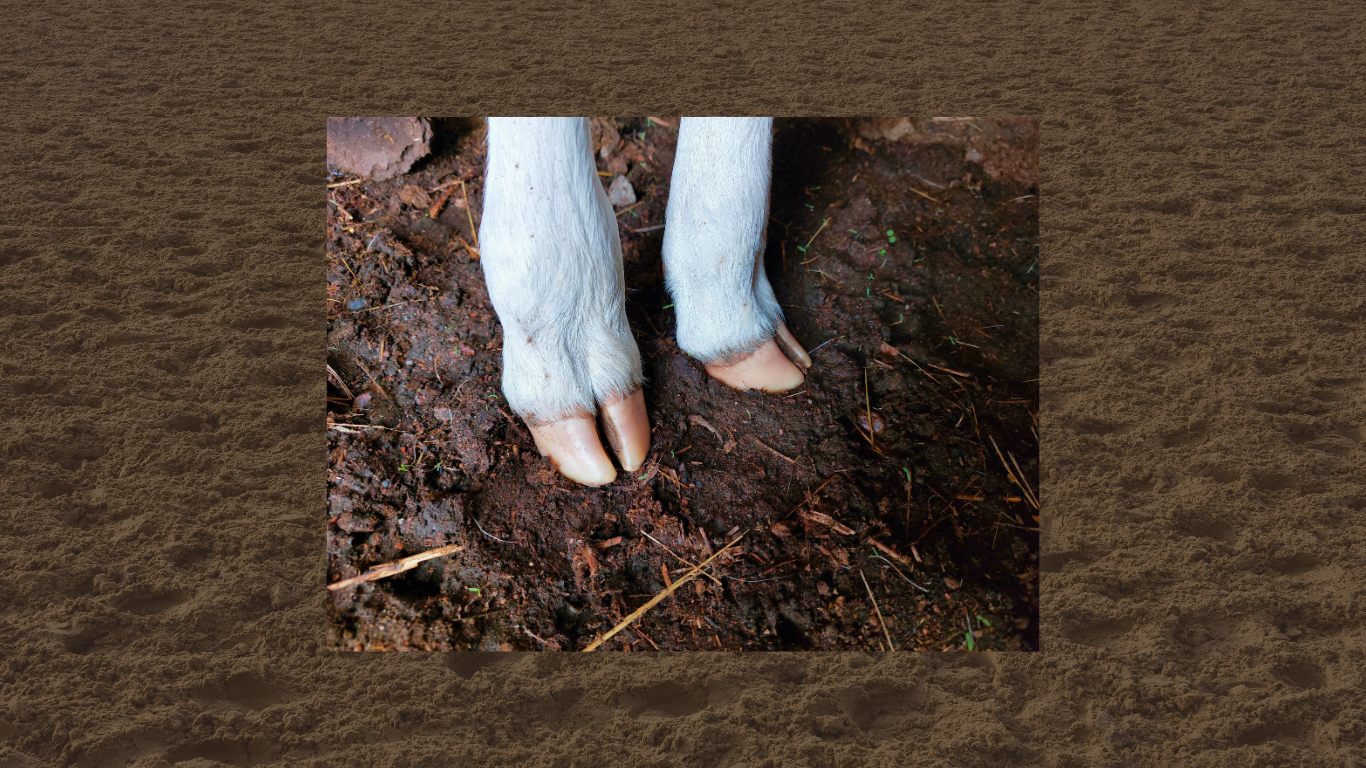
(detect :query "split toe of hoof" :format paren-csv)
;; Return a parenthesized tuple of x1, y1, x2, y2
(527, 417, 618, 486)
(525, 388, 652, 486)
(599, 389, 651, 473)
(703, 324, 810, 393)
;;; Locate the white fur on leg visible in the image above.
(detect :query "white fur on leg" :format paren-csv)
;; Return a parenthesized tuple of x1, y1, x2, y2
(479, 117, 643, 424)
(661, 117, 783, 364)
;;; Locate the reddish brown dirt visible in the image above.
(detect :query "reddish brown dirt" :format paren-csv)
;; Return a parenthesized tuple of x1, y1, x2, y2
(325, 117, 1039, 651)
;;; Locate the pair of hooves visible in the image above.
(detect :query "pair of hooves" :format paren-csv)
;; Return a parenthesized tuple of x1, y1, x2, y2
(525, 323, 812, 486)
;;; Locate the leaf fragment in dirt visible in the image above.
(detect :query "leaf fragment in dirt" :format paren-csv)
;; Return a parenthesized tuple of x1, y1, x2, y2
(590, 117, 621, 158)
(689, 414, 719, 437)
(397, 184, 431, 209)
(688, 414, 735, 453)
(636, 462, 660, 484)
(819, 544, 850, 568)
(801, 509, 855, 536)
(866, 538, 915, 568)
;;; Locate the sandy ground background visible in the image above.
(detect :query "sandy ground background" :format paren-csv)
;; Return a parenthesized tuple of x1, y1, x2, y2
(3, 1, 1363, 766)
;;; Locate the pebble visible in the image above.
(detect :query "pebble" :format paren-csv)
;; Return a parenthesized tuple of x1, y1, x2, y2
(858, 412, 886, 433)
(607, 175, 636, 207)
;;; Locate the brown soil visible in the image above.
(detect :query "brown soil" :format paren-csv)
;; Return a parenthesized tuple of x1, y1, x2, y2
(325, 117, 1039, 651)
(11, 4, 1366, 766)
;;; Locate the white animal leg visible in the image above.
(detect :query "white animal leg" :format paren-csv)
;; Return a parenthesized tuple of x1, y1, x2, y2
(662, 117, 811, 391)
(478, 117, 651, 485)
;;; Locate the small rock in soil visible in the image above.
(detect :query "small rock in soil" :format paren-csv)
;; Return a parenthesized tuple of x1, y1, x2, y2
(608, 175, 636, 207)
(326, 117, 432, 181)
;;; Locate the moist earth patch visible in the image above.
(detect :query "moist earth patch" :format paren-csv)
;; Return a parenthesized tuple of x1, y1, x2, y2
(325, 117, 1039, 651)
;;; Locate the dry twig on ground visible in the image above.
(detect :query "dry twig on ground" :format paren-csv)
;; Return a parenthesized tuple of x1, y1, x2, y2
(328, 544, 463, 591)
(582, 531, 748, 652)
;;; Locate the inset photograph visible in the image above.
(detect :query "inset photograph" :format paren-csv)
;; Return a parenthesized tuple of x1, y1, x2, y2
(325, 117, 1039, 651)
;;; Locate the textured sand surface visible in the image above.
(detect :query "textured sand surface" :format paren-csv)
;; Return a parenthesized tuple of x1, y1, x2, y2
(2, 1, 1363, 766)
